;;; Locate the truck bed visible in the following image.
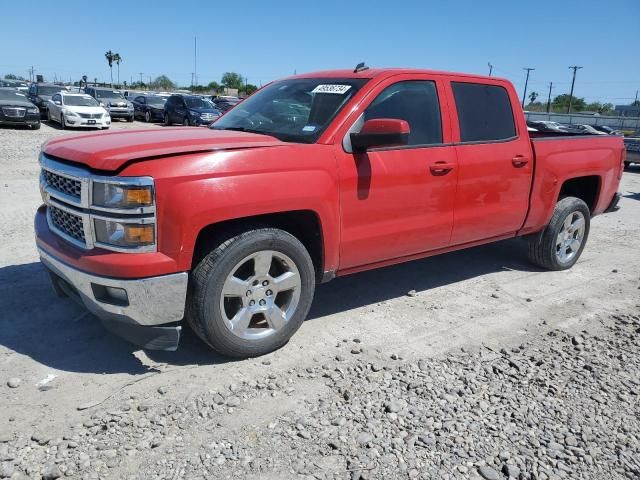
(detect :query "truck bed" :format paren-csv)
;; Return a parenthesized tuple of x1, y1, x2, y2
(520, 134, 625, 235)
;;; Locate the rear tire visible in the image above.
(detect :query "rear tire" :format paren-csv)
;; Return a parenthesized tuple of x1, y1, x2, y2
(145, 111, 151, 123)
(186, 228, 316, 358)
(164, 113, 170, 126)
(527, 196, 590, 270)
(31, 123, 41, 130)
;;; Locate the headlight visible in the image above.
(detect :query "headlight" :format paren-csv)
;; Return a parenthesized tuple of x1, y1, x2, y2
(93, 218, 155, 249)
(65, 110, 78, 117)
(92, 182, 154, 209)
(27, 107, 39, 114)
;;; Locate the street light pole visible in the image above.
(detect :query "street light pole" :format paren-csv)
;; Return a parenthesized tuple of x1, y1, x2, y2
(522, 68, 535, 108)
(567, 66, 583, 114)
(488, 62, 493, 76)
(546, 82, 553, 114)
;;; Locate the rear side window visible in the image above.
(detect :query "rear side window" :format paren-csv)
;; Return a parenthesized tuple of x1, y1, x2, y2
(364, 80, 442, 146)
(452, 82, 516, 142)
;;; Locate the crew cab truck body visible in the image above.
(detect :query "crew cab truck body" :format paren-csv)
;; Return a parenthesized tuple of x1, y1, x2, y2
(34, 68, 625, 357)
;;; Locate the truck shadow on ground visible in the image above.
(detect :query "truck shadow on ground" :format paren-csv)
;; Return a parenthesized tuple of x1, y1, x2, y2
(0, 238, 538, 374)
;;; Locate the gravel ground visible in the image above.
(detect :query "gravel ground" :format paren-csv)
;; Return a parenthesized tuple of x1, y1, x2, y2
(2, 312, 638, 479)
(1, 121, 640, 479)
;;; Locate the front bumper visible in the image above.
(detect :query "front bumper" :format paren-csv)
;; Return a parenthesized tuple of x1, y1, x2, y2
(39, 246, 188, 350)
(64, 116, 111, 128)
(108, 107, 134, 119)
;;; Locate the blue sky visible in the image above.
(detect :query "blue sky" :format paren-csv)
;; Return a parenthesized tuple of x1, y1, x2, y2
(2, 0, 639, 105)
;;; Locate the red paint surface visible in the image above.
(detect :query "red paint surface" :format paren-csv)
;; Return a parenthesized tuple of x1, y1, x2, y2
(37, 68, 624, 279)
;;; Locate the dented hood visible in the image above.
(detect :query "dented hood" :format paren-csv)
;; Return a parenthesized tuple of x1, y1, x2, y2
(42, 127, 283, 171)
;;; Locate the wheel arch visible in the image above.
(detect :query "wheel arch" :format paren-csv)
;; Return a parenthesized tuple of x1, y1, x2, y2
(557, 175, 601, 213)
(191, 210, 326, 282)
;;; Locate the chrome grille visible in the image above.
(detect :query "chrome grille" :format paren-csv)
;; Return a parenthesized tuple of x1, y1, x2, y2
(2, 107, 26, 118)
(78, 113, 102, 119)
(49, 205, 86, 244)
(200, 113, 217, 121)
(43, 170, 81, 199)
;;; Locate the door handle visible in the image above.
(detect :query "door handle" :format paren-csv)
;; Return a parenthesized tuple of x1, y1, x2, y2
(429, 161, 454, 176)
(512, 156, 529, 168)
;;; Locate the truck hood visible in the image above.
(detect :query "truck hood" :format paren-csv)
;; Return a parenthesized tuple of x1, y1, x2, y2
(42, 127, 283, 171)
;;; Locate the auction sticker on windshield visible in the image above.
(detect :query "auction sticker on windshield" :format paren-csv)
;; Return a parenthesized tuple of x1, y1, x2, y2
(311, 84, 352, 94)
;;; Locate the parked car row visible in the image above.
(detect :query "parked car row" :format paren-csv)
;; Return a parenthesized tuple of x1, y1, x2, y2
(527, 120, 622, 136)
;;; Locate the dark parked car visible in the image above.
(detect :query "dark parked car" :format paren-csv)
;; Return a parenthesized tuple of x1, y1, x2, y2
(132, 95, 167, 123)
(526, 120, 568, 133)
(27, 83, 66, 118)
(0, 88, 40, 129)
(212, 96, 241, 113)
(164, 94, 221, 126)
(84, 87, 134, 121)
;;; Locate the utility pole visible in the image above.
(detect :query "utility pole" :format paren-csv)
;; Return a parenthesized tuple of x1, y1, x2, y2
(546, 82, 553, 114)
(488, 62, 493, 76)
(194, 36, 198, 87)
(635, 90, 638, 104)
(567, 65, 583, 113)
(139, 72, 144, 85)
(522, 67, 535, 108)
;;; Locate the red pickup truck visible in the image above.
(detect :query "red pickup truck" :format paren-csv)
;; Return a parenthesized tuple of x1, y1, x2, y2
(35, 68, 625, 357)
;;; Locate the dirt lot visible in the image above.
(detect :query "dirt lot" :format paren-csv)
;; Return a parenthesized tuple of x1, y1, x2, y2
(1, 121, 639, 479)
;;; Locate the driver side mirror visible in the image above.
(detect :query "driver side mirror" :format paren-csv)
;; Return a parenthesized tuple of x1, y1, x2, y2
(350, 118, 410, 153)
(54, 100, 61, 105)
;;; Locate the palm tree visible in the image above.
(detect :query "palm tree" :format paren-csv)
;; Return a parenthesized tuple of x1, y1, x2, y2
(105, 50, 114, 86)
(529, 91, 539, 104)
(113, 53, 122, 87)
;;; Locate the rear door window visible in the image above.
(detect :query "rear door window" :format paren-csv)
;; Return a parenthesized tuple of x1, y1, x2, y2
(452, 82, 516, 142)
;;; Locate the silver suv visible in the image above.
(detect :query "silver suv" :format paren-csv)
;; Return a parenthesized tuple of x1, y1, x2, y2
(84, 87, 134, 122)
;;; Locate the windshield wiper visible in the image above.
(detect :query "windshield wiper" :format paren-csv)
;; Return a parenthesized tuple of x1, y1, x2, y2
(212, 126, 265, 134)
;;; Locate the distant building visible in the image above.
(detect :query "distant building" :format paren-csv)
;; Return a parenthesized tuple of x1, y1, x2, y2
(615, 104, 640, 117)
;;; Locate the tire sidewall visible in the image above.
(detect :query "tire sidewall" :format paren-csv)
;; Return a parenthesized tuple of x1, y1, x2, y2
(544, 197, 591, 270)
(193, 230, 315, 357)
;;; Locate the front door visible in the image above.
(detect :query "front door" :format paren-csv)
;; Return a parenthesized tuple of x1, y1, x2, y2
(336, 77, 458, 270)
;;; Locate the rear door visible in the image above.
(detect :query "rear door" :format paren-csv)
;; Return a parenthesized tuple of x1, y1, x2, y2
(336, 75, 458, 269)
(446, 80, 533, 244)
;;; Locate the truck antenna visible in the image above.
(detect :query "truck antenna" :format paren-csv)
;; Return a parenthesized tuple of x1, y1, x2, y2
(353, 62, 369, 73)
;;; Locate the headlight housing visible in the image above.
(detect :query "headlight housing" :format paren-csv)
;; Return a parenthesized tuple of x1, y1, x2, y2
(27, 107, 39, 114)
(92, 181, 154, 210)
(65, 110, 78, 117)
(93, 218, 155, 249)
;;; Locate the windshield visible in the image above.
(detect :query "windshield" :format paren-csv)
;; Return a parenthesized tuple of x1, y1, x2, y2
(212, 78, 368, 143)
(63, 95, 99, 107)
(146, 96, 166, 106)
(0, 90, 27, 101)
(38, 86, 63, 96)
(96, 90, 125, 100)
(185, 97, 214, 109)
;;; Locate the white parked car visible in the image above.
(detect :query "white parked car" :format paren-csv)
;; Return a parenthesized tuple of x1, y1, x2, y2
(47, 92, 111, 129)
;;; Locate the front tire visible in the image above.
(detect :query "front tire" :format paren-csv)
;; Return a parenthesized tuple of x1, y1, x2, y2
(527, 196, 590, 270)
(186, 228, 316, 358)
(183, 117, 190, 126)
(145, 111, 151, 123)
(164, 113, 171, 126)
(59, 112, 65, 130)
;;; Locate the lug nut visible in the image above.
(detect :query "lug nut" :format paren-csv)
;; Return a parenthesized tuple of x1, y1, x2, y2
(249, 300, 255, 306)
(262, 280, 269, 286)
(259, 299, 266, 306)
(266, 289, 273, 296)
(246, 290, 252, 296)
